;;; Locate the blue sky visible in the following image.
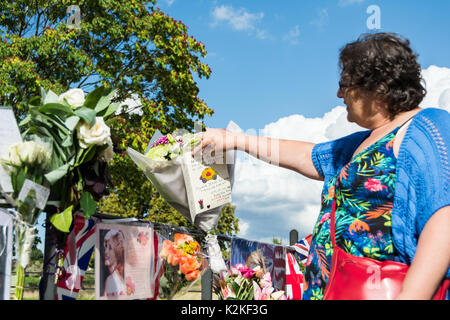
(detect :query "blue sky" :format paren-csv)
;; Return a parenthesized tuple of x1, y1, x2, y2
(160, 0, 450, 131)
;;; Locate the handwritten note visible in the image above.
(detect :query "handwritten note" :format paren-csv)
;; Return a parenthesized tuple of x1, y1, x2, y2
(181, 153, 232, 216)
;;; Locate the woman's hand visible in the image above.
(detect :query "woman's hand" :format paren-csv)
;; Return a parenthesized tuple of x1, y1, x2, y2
(191, 128, 237, 156)
(191, 128, 323, 181)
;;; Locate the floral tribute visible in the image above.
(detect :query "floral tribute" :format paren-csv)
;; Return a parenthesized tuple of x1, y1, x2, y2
(144, 131, 199, 165)
(19, 86, 119, 232)
(158, 233, 206, 299)
(1, 86, 118, 299)
(214, 264, 287, 300)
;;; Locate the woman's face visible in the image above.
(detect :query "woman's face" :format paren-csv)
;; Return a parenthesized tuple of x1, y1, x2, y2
(104, 238, 117, 267)
(337, 86, 380, 126)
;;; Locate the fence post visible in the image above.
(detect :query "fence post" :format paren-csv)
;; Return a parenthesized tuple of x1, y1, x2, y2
(289, 229, 299, 245)
(201, 267, 213, 300)
(39, 206, 65, 300)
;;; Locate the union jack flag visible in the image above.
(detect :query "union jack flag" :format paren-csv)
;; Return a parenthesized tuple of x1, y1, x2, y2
(285, 234, 312, 300)
(291, 233, 312, 265)
(56, 214, 97, 300)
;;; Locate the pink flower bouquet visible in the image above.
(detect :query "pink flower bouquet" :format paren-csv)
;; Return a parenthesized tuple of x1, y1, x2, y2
(214, 264, 287, 300)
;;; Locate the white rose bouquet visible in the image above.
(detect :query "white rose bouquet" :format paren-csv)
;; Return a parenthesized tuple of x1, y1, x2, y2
(1, 135, 52, 300)
(20, 86, 119, 233)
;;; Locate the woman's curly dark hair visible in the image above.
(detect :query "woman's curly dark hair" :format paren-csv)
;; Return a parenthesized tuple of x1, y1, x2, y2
(339, 32, 426, 118)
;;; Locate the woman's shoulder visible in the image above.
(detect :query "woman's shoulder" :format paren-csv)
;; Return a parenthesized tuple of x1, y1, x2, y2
(403, 108, 449, 144)
(413, 107, 450, 130)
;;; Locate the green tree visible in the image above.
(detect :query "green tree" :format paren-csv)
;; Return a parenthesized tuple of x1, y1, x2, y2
(272, 236, 282, 245)
(0, 0, 239, 237)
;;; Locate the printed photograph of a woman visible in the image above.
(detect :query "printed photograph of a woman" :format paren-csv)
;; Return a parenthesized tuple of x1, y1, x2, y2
(100, 229, 126, 297)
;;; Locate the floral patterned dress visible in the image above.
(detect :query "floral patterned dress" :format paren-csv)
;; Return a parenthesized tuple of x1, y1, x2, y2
(303, 127, 403, 300)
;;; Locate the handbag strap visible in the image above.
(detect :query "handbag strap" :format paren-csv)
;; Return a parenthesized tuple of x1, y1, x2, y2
(330, 191, 337, 249)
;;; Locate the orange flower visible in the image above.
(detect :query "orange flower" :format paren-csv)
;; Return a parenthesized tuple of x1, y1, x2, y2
(185, 270, 200, 281)
(160, 239, 183, 266)
(174, 233, 194, 246)
(179, 255, 201, 275)
(168, 249, 182, 266)
(349, 219, 370, 235)
(160, 239, 174, 258)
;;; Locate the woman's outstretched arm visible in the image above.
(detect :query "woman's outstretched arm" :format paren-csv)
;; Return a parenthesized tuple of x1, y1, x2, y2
(192, 128, 323, 181)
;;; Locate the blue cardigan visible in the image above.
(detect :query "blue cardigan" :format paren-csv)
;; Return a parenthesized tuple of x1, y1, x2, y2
(311, 108, 450, 278)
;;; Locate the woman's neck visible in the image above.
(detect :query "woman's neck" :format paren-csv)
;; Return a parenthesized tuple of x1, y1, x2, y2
(369, 107, 422, 134)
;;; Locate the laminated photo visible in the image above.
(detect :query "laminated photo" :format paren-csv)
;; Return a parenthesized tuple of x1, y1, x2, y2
(95, 223, 159, 300)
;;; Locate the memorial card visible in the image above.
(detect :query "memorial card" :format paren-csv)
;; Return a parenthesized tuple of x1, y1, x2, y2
(95, 223, 156, 300)
(180, 152, 232, 217)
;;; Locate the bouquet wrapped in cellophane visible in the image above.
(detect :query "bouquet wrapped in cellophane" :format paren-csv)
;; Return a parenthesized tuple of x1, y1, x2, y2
(214, 264, 287, 300)
(158, 233, 209, 299)
(128, 121, 241, 274)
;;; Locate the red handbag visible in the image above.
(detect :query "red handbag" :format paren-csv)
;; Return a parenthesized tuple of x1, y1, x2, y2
(323, 198, 450, 300)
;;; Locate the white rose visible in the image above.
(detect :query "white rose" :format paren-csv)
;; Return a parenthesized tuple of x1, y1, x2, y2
(98, 137, 114, 163)
(18, 141, 39, 164)
(59, 88, 85, 108)
(7, 143, 22, 166)
(7, 141, 51, 167)
(77, 117, 111, 149)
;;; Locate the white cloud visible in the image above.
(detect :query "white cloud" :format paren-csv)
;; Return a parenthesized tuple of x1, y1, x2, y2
(211, 5, 267, 39)
(165, 0, 175, 6)
(283, 25, 301, 45)
(420, 65, 450, 113)
(310, 8, 329, 29)
(232, 65, 450, 244)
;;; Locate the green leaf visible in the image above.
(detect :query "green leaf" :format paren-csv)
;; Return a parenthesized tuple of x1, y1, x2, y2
(50, 205, 73, 233)
(74, 107, 96, 127)
(65, 115, 81, 131)
(95, 88, 117, 114)
(39, 102, 74, 116)
(83, 86, 106, 109)
(44, 162, 71, 185)
(80, 191, 97, 218)
(75, 145, 97, 166)
(102, 102, 120, 118)
(18, 113, 31, 127)
(61, 134, 73, 147)
(43, 90, 59, 105)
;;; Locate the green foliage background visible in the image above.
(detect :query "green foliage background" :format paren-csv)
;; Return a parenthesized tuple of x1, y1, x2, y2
(0, 0, 239, 242)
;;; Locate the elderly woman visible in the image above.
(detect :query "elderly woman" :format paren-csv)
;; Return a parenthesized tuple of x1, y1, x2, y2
(193, 33, 450, 300)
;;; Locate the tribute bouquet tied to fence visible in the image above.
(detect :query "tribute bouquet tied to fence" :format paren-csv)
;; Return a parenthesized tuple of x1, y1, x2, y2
(128, 121, 241, 275)
(0, 136, 53, 299)
(1, 86, 118, 298)
(158, 233, 208, 299)
(19, 86, 118, 232)
(214, 264, 287, 300)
